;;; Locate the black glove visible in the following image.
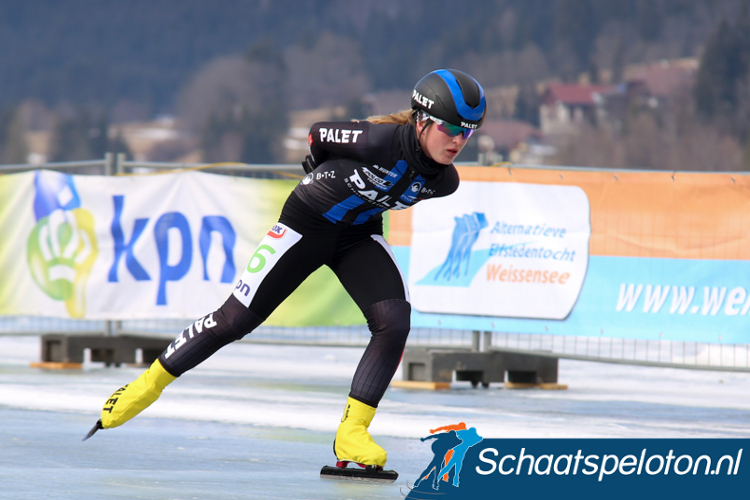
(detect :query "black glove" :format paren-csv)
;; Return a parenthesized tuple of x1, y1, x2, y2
(301, 155, 317, 174)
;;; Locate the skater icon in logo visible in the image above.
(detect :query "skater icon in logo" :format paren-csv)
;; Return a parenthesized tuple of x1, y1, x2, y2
(436, 212, 488, 282)
(414, 424, 463, 489)
(414, 423, 483, 490)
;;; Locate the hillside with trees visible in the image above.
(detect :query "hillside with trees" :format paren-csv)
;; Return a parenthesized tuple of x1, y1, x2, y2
(0, 0, 748, 169)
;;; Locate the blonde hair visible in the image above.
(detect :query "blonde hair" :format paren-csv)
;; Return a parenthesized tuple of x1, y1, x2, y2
(365, 109, 416, 126)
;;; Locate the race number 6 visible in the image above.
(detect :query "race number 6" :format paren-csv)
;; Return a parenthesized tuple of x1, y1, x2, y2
(247, 244, 276, 273)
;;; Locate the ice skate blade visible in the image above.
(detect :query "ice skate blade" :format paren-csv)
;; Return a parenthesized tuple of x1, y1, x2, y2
(320, 464, 398, 483)
(82, 419, 103, 441)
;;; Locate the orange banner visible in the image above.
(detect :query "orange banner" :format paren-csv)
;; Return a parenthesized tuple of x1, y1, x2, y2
(390, 166, 750, 261)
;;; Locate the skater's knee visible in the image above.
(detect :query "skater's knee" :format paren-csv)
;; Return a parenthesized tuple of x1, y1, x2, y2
(176, 296, 261, 346)
(364, 299, 411, 343)
(217, 294, 264, 340)
(192, 295, 264, 345)
(159, 295, 263, 375)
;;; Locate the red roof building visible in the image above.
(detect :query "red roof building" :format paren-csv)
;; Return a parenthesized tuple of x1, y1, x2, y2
(475, 119, 554, 165)
(542, 83, 616, 106)
(539, 83, 617, 135)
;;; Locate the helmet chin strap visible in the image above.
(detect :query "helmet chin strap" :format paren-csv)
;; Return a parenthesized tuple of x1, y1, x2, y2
(414, 110, 432, 157)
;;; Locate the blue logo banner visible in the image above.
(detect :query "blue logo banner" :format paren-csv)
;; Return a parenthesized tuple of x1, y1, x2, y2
(406, 431, 747, 499)
(395, 245, 750, 343)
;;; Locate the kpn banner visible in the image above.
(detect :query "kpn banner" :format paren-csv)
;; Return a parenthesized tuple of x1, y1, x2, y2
(405, 423, 748, 500)
(0, 169, 363, 324)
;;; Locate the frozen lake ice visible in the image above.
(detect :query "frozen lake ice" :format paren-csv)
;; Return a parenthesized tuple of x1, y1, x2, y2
(1, 335, 750, 499)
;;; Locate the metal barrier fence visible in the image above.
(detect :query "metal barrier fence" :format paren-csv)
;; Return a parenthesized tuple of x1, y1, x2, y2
(2, 315, 749, 372)
(2, 155, 750, 373)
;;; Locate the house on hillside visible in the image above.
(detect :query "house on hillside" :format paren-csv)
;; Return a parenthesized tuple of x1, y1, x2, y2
(539, 59, 698, 138)
(624, 58, 697, 101)
(476, 119, 554, 165)
(539, 83, 616, 135)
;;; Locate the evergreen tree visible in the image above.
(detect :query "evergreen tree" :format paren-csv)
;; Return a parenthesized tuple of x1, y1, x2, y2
(107, 131, 134, 160)
(237, 40, 287, 164)
(343, 96, 371, 122)
(4, 107, 29, 164)
(198, 40, 288, 164)
(694, 12, 750, 135)
(48, 108, 132, 162)
(513, 84, 541, 127)
(552, 0, 600, 79)
(610, 37, 626, 84)
(637, 0, 663, 41)
(48, 111, 95, 162)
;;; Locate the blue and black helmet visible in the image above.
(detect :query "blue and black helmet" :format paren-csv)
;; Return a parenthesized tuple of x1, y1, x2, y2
(411, 69, 486, 130)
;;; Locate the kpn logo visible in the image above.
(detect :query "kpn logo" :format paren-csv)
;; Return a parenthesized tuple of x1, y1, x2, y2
(407, 423, 484, 499)
(27, 171, 98, 318)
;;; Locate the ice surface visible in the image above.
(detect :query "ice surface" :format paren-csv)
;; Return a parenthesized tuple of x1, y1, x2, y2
(1, 335, 750, 499)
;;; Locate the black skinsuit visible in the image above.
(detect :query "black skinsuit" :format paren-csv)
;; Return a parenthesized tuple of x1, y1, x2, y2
(158, 120, 459, 407)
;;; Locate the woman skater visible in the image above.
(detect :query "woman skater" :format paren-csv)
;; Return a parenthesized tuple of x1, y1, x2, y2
(91, 68, 486, 476)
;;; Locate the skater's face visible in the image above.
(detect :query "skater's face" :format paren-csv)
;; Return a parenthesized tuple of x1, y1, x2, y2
(416, 116, 471, 165)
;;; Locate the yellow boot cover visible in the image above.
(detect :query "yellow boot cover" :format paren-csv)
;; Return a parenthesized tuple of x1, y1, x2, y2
(100, 359, 176, 429)
(334, 397, 387, 467)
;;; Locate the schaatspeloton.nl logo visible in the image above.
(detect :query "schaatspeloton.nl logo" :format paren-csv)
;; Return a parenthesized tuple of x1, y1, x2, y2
(405, 427, 748, 500)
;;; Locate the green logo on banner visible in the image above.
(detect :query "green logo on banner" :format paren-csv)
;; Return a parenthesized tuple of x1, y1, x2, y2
(27, 171, 98, 318)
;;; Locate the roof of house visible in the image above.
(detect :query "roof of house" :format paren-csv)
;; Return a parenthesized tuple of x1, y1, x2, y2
(477, 119, 543, 150)
(624, 60, 697, 97)
(542, 83, 617, 106)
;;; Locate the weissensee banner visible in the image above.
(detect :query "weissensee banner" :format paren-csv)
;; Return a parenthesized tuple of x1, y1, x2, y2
(389, 166, 750, 344)
(409, 182, 591, 320)
(0, 169, 364, 325)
